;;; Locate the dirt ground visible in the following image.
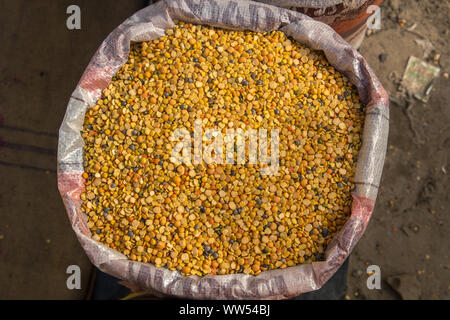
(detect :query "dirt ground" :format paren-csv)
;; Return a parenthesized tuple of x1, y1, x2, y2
(0, 0, 148, 299)
(347, 0, 449, 300)
(0, 0, 448, 300)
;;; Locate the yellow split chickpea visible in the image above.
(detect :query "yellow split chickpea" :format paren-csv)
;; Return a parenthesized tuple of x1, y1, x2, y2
(81, 22, 364, 276)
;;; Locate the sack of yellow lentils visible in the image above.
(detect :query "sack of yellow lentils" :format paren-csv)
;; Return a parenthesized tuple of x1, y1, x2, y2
(58, 0, 389, 299)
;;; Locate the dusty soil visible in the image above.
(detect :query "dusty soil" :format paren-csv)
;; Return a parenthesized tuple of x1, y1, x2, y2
(0, 0, 148, 299)
(346, 0, 450, 300)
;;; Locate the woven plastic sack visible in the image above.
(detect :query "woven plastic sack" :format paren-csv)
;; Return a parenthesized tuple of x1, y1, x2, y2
(253, 0, 372, 26)
(58, 0, 389, 299)
(254, 0, 382, 48)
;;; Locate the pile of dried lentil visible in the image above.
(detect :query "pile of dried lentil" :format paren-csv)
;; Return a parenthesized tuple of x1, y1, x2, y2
(81, 22, 364, 276)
